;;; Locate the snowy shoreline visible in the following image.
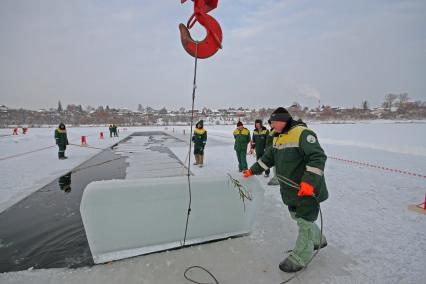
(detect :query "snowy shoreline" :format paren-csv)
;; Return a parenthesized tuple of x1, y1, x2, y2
(2, 119, 426, 130)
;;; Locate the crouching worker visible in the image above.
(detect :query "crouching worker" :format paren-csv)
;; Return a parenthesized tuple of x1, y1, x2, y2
(244, 107, 328, 273)
(55, 123, 69, 160)
(192, 120, 207, 167)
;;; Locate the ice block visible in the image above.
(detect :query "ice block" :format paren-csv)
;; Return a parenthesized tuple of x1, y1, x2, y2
(80, 175, 264, 263)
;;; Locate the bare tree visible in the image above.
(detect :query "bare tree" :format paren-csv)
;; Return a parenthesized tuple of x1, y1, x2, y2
(57, 101, 63, 112)
(159, 107, 168, 115)
(398, 93, 409, 107)
(383, 94, 398, 109)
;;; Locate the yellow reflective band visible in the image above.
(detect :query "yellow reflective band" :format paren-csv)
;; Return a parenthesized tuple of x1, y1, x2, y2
(273, 126, 308, 146)
(194, 128, 206, 134)
(233, 128, 249, 136)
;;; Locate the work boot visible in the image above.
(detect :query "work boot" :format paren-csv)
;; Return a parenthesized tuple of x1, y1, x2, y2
(199, 155, 204, 168)
(285, 217, 314, 271)
(264, 169, 270, 178)
(314, 239, 327, 250)
(279, 257, 304, 273)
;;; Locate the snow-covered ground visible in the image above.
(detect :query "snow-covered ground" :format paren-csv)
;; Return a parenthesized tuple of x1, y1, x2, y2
(1, 122, 426, 283)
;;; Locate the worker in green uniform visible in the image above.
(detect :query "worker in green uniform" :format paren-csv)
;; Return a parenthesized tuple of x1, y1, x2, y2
(109, 124, 113, 137)
(250, 119, 270, 177)
(233, 121, 251, 172)
(55, 123, 69, 160)
(192, 120, 207, 167)
(244, 107, 328, 273)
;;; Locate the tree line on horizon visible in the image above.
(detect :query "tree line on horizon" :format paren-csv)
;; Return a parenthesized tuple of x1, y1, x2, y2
(1, 93, 425, 127)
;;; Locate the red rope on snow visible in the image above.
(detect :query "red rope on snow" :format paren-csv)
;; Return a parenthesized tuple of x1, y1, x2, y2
(328, 156, 426, 179)
(0, 132, 110, 162)
(0, 145, 57, 161)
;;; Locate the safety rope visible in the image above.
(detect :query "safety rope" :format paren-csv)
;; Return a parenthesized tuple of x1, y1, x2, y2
(207, 133, 426, 180)
(68, 143, 105, 150)
(184, 265, 219, 284)
(181, 41, 222, 284)
(0, 145, 56, 161)
(0, 132, 121, 162)
(182, 42, 198, 249)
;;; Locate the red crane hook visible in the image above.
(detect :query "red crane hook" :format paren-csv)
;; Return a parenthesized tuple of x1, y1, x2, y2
(179, 0, 223, 59)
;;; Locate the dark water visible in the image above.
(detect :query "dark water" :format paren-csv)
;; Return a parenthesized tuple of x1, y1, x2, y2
(0, 146, 128, 272)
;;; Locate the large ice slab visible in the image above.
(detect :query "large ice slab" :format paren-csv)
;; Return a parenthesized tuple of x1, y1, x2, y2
(80, 175, 264, 264)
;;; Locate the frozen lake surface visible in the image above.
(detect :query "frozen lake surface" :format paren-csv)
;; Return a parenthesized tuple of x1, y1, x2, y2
(1, 122, 425, 283)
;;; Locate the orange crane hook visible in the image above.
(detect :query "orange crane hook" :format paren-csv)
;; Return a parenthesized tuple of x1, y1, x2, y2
(179, 0, 223, 59)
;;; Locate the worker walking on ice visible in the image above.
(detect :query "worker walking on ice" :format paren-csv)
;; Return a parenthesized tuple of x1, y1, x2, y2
(233, 121, 251, 172)
(55, 122, 69, 160)
(244, 107, 328, 273)
(192, 120, 207, 167)
(250, 119, 270, 177)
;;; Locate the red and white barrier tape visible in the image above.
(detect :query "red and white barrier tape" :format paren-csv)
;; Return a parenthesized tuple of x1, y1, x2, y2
(329, 156, 426, 179)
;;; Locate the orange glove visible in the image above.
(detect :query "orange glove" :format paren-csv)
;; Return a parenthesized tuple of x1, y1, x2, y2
(298, 181, 314, 197)
(243, 169, 253, 178)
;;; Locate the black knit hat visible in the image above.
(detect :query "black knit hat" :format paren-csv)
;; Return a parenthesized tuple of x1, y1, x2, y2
(269, 107, 292, 122)
(237, 121, 243, 127)
(196, 120, 203, 128)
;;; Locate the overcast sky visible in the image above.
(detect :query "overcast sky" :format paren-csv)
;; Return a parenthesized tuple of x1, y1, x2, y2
(0, 0, 425, 110)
